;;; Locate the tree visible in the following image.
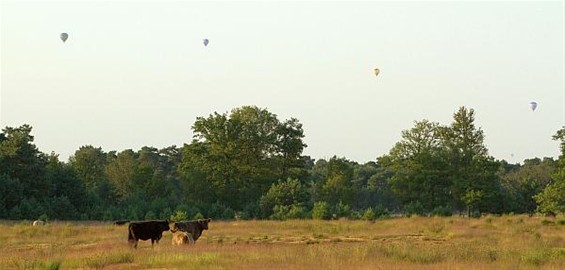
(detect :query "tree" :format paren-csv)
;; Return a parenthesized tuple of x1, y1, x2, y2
(534, 128, 565, 214)
(137, 146, 182, 203)
(45, 153, 88, 213)
(462, 189, 483, 217)
(69, 145, 112, 203)
(380, 120, 451, 212)
(106, 149, 138, 202)
(499, 158, 556, 213)
(0, 174, 23, 218)
(0, 125, 48, 200)
(320, 157, 356, 206)
(180, 106, 307, 210)
(444, 107, 500, 213)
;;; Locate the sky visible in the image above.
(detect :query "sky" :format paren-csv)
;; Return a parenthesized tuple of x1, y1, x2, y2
(1, 0, 564, 164)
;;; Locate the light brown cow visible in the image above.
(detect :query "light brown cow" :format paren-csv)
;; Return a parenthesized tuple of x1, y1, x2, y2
(32, 220, 45, 226)
(172, 232, 194, 245)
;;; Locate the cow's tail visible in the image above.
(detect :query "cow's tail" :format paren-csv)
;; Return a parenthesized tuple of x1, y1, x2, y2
(128, 225, 136, 246)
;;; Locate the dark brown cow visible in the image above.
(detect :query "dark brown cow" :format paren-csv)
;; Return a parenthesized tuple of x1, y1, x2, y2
(128, 220, 170, 248)
(170, 219, 211, 243)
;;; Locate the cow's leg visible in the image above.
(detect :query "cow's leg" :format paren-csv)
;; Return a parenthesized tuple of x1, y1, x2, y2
(188, 234, 195, 244)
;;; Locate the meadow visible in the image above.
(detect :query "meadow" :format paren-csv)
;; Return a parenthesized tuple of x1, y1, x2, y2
(0, 215, 563, 269)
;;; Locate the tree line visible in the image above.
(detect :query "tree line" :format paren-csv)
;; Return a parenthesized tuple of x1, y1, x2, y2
(0, 105, 563, 221)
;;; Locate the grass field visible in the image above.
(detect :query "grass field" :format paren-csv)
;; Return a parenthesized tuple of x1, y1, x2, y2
(0, 215, 563, 269)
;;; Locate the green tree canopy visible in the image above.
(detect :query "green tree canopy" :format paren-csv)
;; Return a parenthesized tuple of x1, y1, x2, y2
(534, 128, 565, 214)
(180, 106, 307, 210)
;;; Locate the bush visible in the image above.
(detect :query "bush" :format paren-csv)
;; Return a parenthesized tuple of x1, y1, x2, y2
(193, 212, 204, 220)
(206, 202, 233, 219)
(234, 211, 248, 220)
(431, 206, 453, 217)
(259, 178, 309, 218)
(9, 206, 22, 219)
(271, 204, 307, 220)
(362, 207, 376, 221)
(102, 209, 114, 221)
(174, 204, 200, 220)
(221, 207, 235, 220)
(39, 214, 49, 222)
(241, 202, 261, 220)
(349, 211, 362, 220)
(170, 210, 188, 222)
(404, 201, 424, 216)
(159, 207, 172, 220)
(312, 201, 331, 220)
(373, 205, 391, 219)
(333, 201, 351, 219)
(145, 211, 156, 220)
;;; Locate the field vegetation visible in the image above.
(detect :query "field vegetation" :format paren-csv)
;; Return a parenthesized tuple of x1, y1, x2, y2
(1, 215, 563, 269)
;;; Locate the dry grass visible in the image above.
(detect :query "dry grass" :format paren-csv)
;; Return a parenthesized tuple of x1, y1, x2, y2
(0, 216, 563, 269)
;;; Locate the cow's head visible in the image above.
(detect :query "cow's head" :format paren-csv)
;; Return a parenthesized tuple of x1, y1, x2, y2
(200, 218, 211, 230)
(170, 222, 179, 233)
(161, 220, 171, 232)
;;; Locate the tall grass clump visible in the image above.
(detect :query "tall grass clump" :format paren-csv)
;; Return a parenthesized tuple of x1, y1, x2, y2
(39, 260, 62, 270)
(521, 250, 551, 266)
(85, 252, 134, 269)
(376, 243, 445, 264)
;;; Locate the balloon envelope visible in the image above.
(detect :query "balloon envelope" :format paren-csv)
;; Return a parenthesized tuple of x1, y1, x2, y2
(60, 33, 68, 42)
(203, 39, 209, 46)
(529, 101, 538, 111)
(374, 68, 380, 76)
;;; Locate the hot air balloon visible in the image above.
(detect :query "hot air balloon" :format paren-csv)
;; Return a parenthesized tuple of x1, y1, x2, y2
(60, 33, 68, 43)
(529, 101, 538, 111)
(373, 68, 380, 76)
(203, 39, 209, 46)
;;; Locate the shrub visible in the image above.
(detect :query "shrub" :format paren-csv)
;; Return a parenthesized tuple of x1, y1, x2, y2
(170, 210, 188, 222)
(39, 214, 49, 222)
(206, 202, 233, 219)
(221, 208, 235, 220)
(431, 206, 453, 217)
(259, 178, 309, 218)
(404, 201, 424, 216)
(145, 211, 156, 220)
(271, 204, 307, 220)
(312, 201, 331, 220)
(159, 207, 172, 220)
(174, 204, 200, 220)
(349, 211, 362, 220)
(193, 212, 204, 220)
(333, 201, 351, 219)
(373, 205, 391, 219)
(362, 207, 375, 221)
(241, 202, 261, 220)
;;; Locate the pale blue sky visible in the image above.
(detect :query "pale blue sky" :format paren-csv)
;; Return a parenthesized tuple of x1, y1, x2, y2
(1, 1, 564, 163)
